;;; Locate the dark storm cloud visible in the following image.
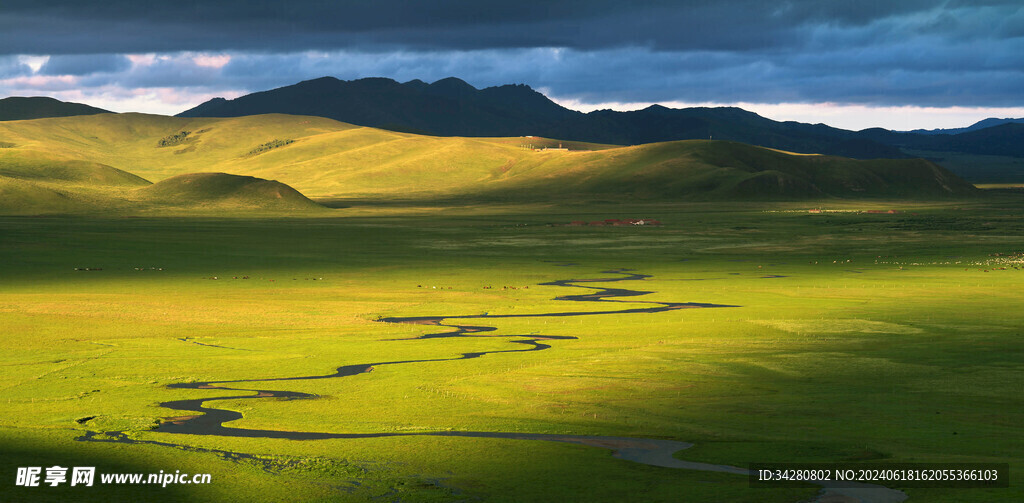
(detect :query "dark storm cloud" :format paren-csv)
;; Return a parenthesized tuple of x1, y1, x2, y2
(2, 0, 1019, 54)
(1, 1, 1022, 110)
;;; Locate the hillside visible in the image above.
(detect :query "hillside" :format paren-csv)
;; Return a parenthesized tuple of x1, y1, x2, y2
(0, 96, 111, 121)
(0, 150, 152, 214)
(175, 77, 1024, 174)
(473, 140, 975, 201)
(0, 112, 978, 214)
(0, 131, 326, 215)
(0, 151, 150, 186)
(0, 176, 105, 214)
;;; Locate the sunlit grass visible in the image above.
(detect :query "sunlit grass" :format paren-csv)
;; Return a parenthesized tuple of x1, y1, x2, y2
(1, 199, 1022, 501)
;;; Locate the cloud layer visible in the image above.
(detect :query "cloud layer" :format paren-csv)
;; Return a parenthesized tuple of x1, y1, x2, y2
(1, 1, 1022, 129)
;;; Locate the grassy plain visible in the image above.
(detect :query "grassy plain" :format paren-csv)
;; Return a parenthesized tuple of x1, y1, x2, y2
(1, 196, 1022, 502)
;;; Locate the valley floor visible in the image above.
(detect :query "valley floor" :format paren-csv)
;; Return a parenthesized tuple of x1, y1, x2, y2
(1, 198, 1022, 502)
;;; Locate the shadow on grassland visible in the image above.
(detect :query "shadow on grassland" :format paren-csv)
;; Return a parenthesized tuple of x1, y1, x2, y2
(0, 430, 194, 503)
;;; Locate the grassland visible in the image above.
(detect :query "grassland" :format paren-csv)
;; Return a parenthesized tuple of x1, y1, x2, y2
(1, 195, 1022, 502)
(0, 111, 1017, 501)
(0, 113, 974, 213)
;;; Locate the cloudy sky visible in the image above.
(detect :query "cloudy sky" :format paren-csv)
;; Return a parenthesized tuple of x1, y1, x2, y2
(2, 0, 1023, 130)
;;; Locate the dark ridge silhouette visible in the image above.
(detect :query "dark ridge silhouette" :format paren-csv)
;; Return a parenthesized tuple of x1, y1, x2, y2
(176, 76, 1024, 162)
(858, 123, 1024, 157)
(177, 77, 907, 159)
(910, 117, 1024, 135)
(178, 76, 578, 138)
(0, 96, 111, 121)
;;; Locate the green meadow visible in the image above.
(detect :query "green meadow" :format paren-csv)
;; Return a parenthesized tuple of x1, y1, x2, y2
(2, 196, 1023, 502)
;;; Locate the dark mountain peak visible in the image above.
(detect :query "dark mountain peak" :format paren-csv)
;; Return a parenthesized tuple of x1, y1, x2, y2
(356, 77, 399, 85)
(700, 106, 767, 120)
(177, 75, 576, 136)
(301, 76, 341, 85)
(484, 83, 538, 94)
(967, 118, 1024, 131)
(708, 106, 748, 112)
(610, 105, 772, 128)
(289, 76, 402, 94)
(277, 76, 346, 95)
(0, 96, 111, 121)
(289, 76, 343, 90)
(859, 127, 891, 134)
(482, 83, 554, 101)
(427, 77, 478, 98)
(345, 77, 402, 91)
(431, 76, 476, 90)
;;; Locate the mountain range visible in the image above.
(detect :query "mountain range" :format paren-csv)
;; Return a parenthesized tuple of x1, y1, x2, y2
(1, 78, 1020, 200)
(177, 77, 1024, 165)
(4, 78, 1022, 183)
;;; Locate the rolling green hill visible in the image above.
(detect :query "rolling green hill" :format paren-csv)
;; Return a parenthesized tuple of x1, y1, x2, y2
(137, 172, 323, 210)
(0, 112, 977, 214)
(0, 132, 326, 214)
(0, 169, 325, 215)
(0, 149, 151, 214)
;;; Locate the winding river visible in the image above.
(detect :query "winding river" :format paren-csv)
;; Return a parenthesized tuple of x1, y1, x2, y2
(81, 269, 906, 503)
